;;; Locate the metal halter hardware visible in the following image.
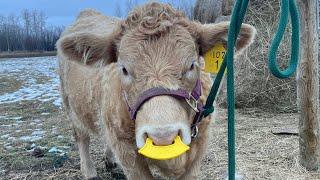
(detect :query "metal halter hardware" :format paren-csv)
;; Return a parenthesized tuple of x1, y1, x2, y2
(191, 125, 199, 138)
(185, 93, 199, 113)
(123, 79, 204, 138)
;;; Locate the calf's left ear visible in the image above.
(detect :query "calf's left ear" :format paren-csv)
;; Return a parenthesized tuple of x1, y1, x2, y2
(196, 21, 256, 56)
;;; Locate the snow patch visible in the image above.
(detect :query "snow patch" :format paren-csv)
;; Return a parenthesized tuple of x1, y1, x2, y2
(0, 134, 10, 139)
(0, 57, 61, 107)
(4, 143, 13, 150)
(11, 117, 22, 120)
(31, 130, 46, 136)
(0, 116, 22, 121)
(33, 119, 41, 123)
(1, 124, 12, 127)
(48, 146, 64, 153)
(27, 144, 47, 152)
(18, 129, 46, 142)
(8, 137, 16, 141)
(19, 135, 43, 142)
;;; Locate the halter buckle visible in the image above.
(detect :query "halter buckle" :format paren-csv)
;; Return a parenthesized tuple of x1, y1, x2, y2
(191, 126, 199, 138)
(185, 93, 199, 112)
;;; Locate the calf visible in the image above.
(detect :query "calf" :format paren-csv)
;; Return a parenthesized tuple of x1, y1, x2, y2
(57, 2, 256, 179)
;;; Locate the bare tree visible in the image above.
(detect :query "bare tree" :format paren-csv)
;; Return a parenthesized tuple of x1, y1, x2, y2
(125, 0, 139, 15)
(0, 10, 63, 52)
(194, 0, 234, 23)
(115, 1, 123, 18)
(169, 0, 195, 20)
(122, 0, 196, 20)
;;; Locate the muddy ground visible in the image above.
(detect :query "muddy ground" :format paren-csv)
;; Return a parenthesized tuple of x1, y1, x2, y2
(1, 57, 320, 179)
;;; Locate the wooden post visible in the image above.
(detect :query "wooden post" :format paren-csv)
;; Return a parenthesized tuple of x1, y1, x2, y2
(297, 0, 320, 170)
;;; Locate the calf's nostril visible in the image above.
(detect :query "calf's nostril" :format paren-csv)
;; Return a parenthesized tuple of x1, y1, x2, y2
(143, 132, 147, 141)
(147, 131, 178, 146)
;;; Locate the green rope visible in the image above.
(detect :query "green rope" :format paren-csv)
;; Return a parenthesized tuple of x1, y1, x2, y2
(203, 0, 300, 179)
(268, 0, 300, 78)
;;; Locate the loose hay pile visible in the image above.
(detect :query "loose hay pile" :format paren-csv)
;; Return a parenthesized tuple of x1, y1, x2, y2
(203, 109, 319, 180)
(219, 0, 297, 112)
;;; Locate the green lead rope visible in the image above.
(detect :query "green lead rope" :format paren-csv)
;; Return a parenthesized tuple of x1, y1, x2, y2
(202, 0, 300, 179)
(269, 0, 300, 78)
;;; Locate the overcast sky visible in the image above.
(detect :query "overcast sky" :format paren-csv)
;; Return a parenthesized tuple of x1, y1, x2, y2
(0, 0, 195, 27)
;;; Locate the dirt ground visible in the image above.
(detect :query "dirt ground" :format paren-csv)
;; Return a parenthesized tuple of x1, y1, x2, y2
(1, 106, 320, 180)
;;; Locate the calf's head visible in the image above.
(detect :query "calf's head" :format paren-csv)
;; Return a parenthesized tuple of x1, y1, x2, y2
(57, 3, 256, 149)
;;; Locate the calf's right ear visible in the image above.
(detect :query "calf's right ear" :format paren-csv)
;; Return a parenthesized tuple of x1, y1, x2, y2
(56, 10, 122, 66)
(57, 32, 119, 65)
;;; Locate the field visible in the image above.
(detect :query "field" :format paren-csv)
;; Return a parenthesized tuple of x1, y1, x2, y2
(0, 52, 57, 59)
(0, 57, 319, 179)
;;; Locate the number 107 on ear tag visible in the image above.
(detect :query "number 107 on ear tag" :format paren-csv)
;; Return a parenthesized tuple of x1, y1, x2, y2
(204, 42, 226, 74)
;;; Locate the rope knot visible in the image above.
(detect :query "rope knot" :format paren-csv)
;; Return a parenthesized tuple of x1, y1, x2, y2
(202, 106, 214, 118)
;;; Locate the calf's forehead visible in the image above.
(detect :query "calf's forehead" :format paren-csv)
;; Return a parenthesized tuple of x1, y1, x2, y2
(118, 26, 197, 66)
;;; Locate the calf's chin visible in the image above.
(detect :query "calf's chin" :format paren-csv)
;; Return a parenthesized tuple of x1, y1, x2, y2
(135, 96, 192, 148)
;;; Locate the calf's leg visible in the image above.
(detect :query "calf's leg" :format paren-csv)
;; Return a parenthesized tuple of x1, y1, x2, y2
(104, 145, 117, 169)
(178, 156, 202, 180)
(74, 128, 98, 179)
(112, 141, 153, 180)
(178, 135, 209, 180)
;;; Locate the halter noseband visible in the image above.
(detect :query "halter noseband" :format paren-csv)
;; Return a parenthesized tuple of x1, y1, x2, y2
(123, 79, 204, 138)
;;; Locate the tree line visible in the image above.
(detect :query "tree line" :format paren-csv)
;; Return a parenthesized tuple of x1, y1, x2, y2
(115, 0, 195, 20)
(0, 9, 63, 52)
(0, 1, 195, 53)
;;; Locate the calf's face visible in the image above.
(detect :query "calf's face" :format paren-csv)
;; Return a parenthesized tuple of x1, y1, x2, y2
(118, 26, 200, 148)
(118, 20, 256, 148)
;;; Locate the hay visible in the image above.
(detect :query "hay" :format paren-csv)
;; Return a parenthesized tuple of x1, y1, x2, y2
(202, 108, 320, 179)
(217, 0, 297, 112)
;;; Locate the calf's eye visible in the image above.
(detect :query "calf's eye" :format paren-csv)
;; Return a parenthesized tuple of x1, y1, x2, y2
(189, 61, 195, 71)
(122, 67, 129, 76)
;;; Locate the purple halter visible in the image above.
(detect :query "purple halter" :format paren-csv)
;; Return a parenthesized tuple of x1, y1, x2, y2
(123, 79, 204, 137)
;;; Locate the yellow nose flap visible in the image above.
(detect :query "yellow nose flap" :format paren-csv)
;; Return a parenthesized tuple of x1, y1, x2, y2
(138, 136, 190, 160)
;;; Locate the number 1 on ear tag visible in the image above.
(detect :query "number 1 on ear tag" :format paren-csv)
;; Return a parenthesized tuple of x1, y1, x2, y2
(204, 42, 226, 74)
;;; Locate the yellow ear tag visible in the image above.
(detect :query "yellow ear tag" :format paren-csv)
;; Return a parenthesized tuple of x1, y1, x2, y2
(138, 136, 190, 160)
(204, 42, 226, 74)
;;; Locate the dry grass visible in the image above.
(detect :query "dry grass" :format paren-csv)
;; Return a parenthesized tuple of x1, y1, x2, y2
(0, 76, 23, 95)
(0, 113, 122, 180)
(0, 51, 56, 59)
(216, 0, 298, 112)
(203, 108, 320, 180)
(1, 107, 320, 179)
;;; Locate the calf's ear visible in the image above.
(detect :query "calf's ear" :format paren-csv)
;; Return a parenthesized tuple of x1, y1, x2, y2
(196, 21, 256, 56)
(56, 9, 122, 66)
(57, 33, 118, 65)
